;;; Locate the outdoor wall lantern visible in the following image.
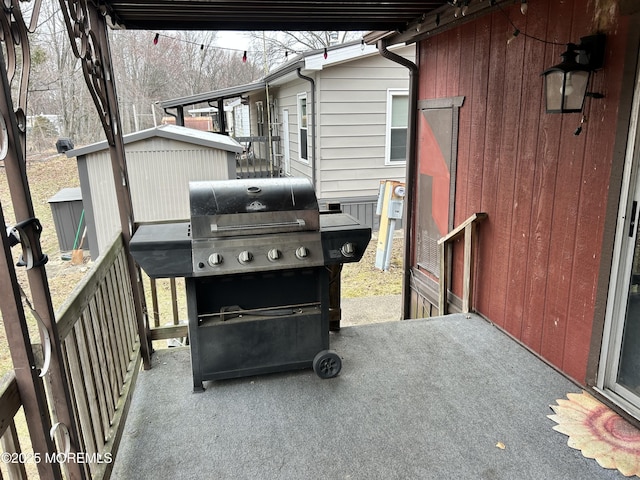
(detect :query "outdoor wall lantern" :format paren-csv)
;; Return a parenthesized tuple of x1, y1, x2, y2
(542, 34, 606, 113)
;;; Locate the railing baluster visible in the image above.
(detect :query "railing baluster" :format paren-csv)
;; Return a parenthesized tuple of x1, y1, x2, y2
(170, 278, 179, 325)
(117, 253, 137, 355)
(63, 330, 99, 468)
(103, 268, 125, 391)
(0, 420, 27, 480)
(76, 313, 107, 450)
(150, 278, 160, 328)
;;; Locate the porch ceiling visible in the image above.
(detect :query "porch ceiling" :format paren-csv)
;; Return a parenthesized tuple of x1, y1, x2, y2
(100, 0, 448, 31)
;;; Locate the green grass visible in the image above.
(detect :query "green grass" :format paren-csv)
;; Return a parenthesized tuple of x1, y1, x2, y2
(341, 232, 404, 298)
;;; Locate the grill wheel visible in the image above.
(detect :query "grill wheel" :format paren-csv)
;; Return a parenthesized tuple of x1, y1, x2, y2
(313, 350, 342, 379)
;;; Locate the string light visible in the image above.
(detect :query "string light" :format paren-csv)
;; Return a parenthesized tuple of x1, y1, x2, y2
(574, 115, 586, 136)
(520, 0, 528, 15)
(494, 2, 565, 46)
(507, 29, 520, 45)
(461, 0, 470, 16)
(143, 30, 345, 64)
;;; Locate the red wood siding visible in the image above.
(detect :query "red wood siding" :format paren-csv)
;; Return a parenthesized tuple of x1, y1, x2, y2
(415, 0, 628, 383)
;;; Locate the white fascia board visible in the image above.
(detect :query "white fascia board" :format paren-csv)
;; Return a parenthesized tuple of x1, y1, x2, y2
(303, 42, 378, 71)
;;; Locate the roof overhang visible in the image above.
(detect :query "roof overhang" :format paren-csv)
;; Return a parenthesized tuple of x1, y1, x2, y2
(157, 40, 413, 110)
(364, 0, 517, 47)
(159, 81, 266, 110)
(100, 1, 450, 32)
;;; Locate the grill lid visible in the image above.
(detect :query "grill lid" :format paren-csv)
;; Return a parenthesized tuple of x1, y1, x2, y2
(190, 178, 319, 238)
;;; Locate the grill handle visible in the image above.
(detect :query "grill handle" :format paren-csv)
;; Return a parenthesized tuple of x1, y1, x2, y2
(210, 219, 306, 233)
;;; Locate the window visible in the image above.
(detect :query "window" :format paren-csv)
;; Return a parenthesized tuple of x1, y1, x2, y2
(297, 93, 308, 162)
(385, 89, 409, 164)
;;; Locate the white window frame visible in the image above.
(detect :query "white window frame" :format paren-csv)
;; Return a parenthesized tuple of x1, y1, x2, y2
(385, 88, 409, 165)
(297, 92, 309, 163)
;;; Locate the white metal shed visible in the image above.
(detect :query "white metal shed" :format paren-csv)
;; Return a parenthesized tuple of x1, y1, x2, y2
(66, 124, 242, 259)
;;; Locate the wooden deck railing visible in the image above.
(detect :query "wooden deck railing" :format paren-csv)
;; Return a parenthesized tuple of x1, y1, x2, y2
(53, 233, 141, 479)
(0, 372, 28, 479)
(146, 277, 188, 344)
(438, 213, 488, 315)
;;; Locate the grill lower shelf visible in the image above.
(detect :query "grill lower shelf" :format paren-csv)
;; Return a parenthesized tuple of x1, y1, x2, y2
(196, 307, 324, 382)
(186, 268, 332, 391)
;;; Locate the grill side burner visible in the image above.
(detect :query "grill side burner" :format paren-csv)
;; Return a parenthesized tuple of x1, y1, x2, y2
(130, 177, 371, 392)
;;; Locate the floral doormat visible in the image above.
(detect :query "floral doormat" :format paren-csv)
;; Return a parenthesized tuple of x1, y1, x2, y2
(549, 391, 640, 477)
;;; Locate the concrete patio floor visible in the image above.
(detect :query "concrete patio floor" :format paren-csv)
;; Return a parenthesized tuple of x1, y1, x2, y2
(112, 314, 625, 479)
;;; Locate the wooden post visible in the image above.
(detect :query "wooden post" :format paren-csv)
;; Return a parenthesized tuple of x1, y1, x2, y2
(438, 241, 448, 316)
(462, 223, 473, 313)
(150, 278, 160, 328)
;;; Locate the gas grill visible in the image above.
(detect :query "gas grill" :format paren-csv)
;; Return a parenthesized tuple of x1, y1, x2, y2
(130, 177, 371, 391)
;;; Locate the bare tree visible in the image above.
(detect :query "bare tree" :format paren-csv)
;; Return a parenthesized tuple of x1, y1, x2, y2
(28, 2, 100, 147)
(28, 16, 264, 147)
(109, 29, 262, 133)
(249, 31, 365, 70)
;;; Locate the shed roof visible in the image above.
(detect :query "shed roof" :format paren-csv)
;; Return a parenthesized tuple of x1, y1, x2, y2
(65, 124, 243, 157)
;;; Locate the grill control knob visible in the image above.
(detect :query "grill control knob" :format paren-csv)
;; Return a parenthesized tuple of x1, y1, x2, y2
(208, 253, 223, 266)
(295, 246, 310, 260)
(267, 248, 282, 261)
(341, 242, 355, 258)
(238, 250, 253, 264)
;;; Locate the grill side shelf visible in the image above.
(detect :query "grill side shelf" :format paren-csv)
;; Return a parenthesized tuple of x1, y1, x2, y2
(130, 222, 192, 278)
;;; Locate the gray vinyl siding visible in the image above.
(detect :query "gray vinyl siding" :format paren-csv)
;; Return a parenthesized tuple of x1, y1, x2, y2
(275, 79, 313, 180)
(315, 45, 413, 200)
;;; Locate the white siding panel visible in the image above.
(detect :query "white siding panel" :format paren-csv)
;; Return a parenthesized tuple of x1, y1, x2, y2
(84, 139, 235, 255)
(323, 165, 405, 181)
(86, 152, 121, 254)
(319, 113, 385, 126)
(321, 101, 385, 114)
(321, 156, 386, 169)
(127, 148, 231, 222)
(314, 45, 413, 199)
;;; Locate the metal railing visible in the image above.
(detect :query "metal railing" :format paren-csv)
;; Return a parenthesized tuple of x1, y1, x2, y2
(234, 136, 282, 179)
